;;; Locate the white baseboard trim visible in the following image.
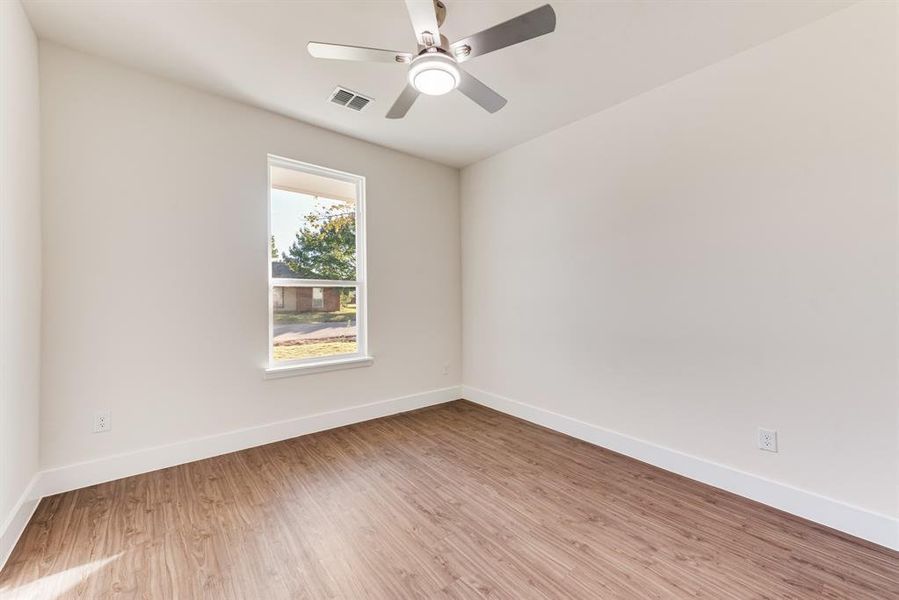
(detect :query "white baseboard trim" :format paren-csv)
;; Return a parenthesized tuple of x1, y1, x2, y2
(0, 474, 41, 571)
(462, 385, 899, 552)
(34, 385, 462, 500)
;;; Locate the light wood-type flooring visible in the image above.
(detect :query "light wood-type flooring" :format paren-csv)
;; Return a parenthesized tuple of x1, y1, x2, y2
(1, 400, 897, 599)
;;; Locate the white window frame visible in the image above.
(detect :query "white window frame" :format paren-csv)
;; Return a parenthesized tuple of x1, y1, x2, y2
(311, 287, 324, 309)
(265, 155, 370, 377)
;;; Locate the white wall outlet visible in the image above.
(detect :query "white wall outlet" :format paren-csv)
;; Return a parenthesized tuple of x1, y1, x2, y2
(94, 410, 111, 433)
(758, 428, 777, 452)
(442, 363, 450, 375)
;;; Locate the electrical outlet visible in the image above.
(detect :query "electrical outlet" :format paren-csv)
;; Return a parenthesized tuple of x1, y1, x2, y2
(94, 410, 111, 433)
(442, 363, 449, 375)
(758, 428, 777, 452)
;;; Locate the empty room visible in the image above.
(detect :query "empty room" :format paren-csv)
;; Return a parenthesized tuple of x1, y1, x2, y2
(1, 0, 897, 598)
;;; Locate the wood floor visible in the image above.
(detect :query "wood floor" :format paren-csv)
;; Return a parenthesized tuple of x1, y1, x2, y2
(1, 401, 897, 599)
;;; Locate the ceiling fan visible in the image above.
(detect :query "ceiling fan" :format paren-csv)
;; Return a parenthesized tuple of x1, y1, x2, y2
(307, 1, 556, 119)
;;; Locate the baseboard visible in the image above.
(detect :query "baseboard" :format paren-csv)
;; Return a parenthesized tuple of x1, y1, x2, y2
(0, 473, 41, 570)
(462, 385, 899, 552)
(34, 385, 462, 501)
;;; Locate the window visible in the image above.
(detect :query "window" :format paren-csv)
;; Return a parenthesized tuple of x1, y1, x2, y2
(267, 156, 367, 372)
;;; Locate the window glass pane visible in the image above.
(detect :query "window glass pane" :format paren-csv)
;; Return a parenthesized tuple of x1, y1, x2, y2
(272, 286, 357, 361)
(270, 187, 356, 281)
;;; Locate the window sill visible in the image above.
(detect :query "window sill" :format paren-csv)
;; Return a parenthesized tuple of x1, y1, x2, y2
(264, 355, 374, 379)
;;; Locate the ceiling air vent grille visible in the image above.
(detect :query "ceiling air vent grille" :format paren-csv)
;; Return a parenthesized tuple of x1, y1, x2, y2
(329, 87, 373, 112)
(347, 95, 371, 111)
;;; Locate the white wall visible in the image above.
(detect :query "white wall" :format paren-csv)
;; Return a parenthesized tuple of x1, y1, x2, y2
(462, 1, 897, 519)
(0, 0, 42, 556)
(39, 43, 461, 469)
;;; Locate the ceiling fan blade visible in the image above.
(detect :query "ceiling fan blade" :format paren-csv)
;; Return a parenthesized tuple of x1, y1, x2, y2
(386, 84, 420, 119)
(457, 70, 507, 113)
(307, 42, 412, 64)
(450, 4, 556, 63)
(404, 0, 440, 47)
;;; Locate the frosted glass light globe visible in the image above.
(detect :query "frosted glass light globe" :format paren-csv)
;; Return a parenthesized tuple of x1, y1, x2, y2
(408, 55, 460, 96)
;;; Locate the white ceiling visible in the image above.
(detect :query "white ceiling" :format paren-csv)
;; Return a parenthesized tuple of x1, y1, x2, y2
(23, 0, 852, 167)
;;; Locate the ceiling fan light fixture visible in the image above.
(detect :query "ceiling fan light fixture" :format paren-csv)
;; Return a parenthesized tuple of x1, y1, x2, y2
(308, 3, 557, 118)
(408, 54, 460, 96)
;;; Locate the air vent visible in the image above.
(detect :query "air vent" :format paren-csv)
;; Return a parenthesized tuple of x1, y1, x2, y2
(347, 95, 371, 111)
(329, 87, 373, 112)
